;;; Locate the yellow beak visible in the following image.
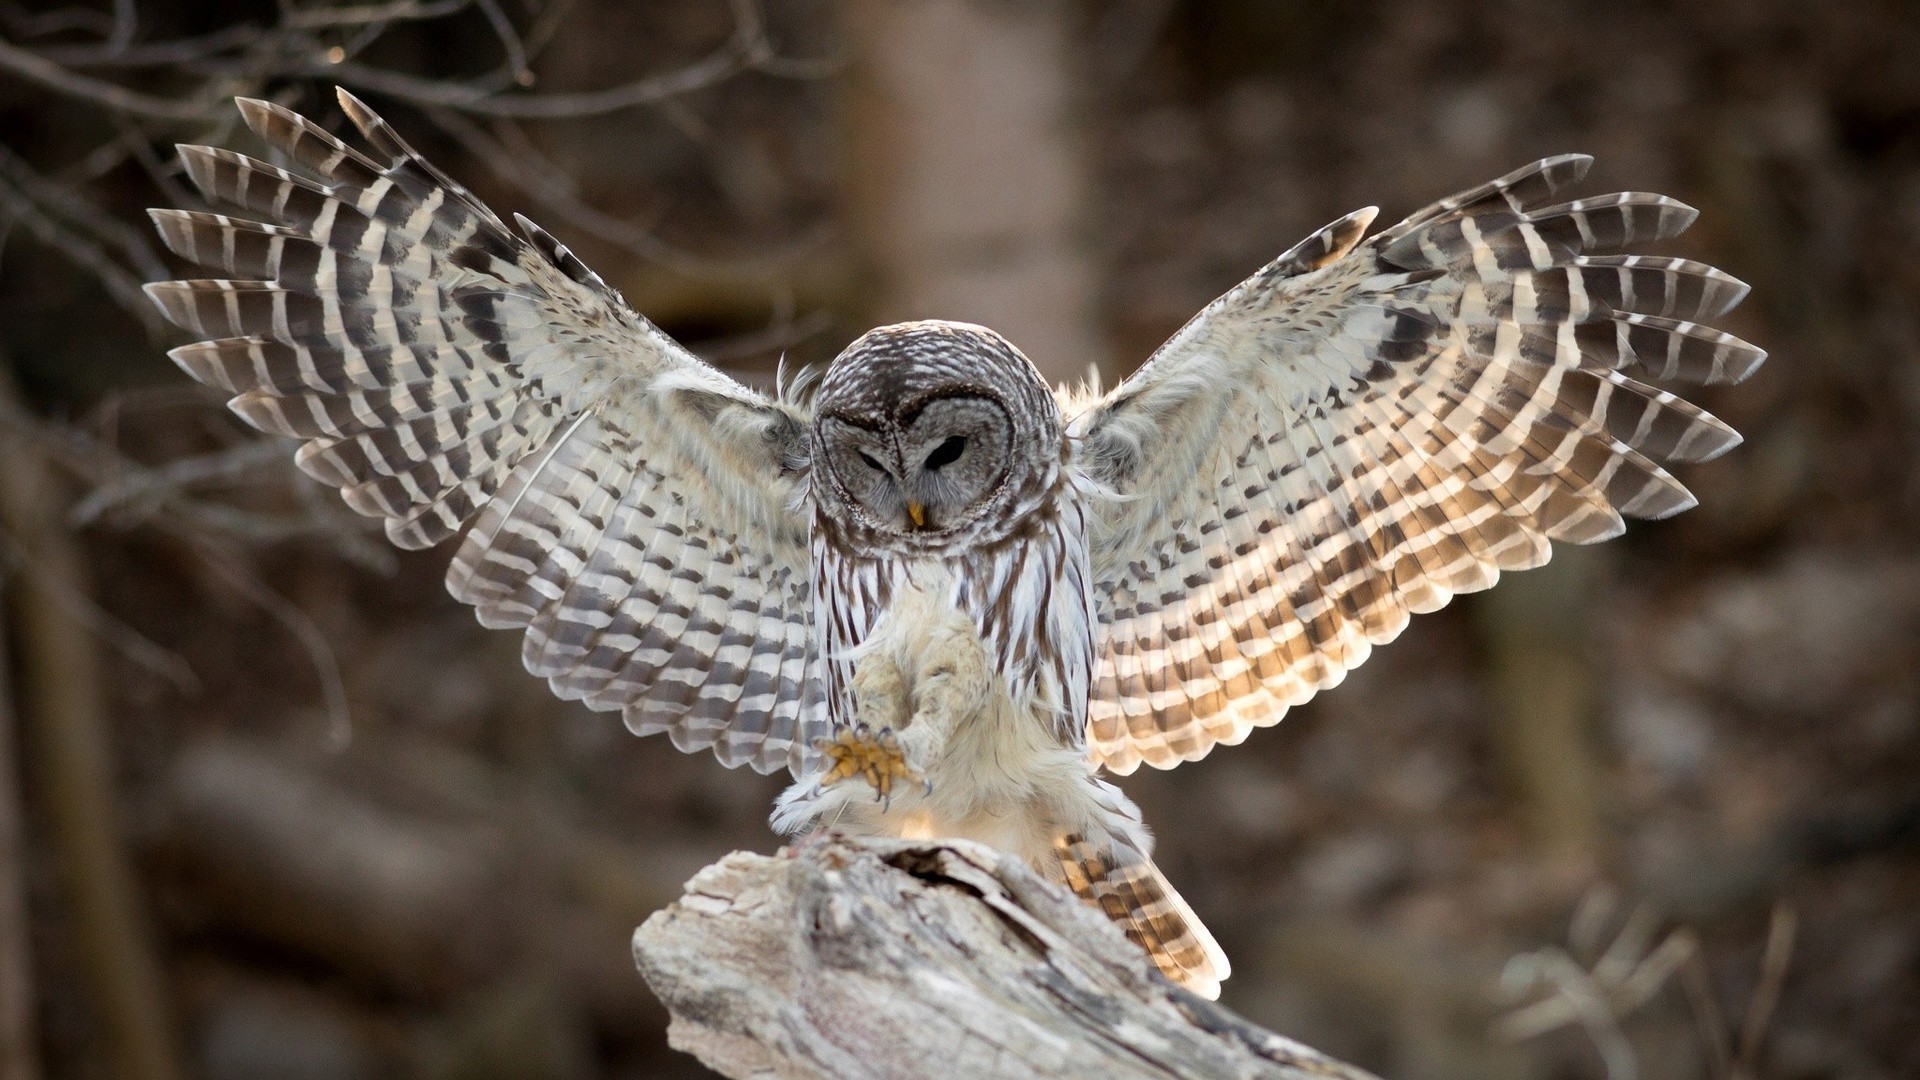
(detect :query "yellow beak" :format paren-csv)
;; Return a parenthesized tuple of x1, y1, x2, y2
(906, 502, 927, 529)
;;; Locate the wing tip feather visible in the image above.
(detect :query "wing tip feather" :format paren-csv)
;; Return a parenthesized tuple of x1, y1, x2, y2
(173, 142, 219, 198)
(165, 341, 231, 391)
(231, 95, 280, 137)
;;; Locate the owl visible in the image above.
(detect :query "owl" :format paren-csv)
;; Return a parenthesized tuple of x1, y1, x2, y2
(146, 90, 1763, 999)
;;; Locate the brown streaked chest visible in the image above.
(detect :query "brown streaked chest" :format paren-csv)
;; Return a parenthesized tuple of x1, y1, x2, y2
(809, 493, 1094, 744)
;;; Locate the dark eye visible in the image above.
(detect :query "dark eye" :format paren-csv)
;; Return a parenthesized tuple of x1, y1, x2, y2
(923, 436, 966, 470)
(856, 450, 885, 472)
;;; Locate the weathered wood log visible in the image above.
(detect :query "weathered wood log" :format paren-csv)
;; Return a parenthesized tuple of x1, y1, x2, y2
(632, 834, 1381, 1080)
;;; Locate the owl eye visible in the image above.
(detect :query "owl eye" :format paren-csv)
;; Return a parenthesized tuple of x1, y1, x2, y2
(923, 436, 966, 470)
(856, 450, 885, 472)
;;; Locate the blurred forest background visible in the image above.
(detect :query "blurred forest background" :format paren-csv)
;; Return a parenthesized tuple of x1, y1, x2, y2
(0, 1, 1915, 1078)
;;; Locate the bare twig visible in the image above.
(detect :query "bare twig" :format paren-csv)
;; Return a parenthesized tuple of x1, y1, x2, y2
(423, 106, 831, 278)
(1498, 896, 1703, 1080)
(318, 42, 740, 116)
(29, 401, 371, 729)
(1680, 955, 1734, 1080)
(1499, 949, 1645, 1080)
(104, 0, 134, 57)
(0, 36, 214, 120)
(0, 142, 168, 282)
(198, 551, 355, 750)
(68, 438, 288, 528)
(1567, 883, 1622, 955)
(0, 529, 198, 694)
(1501, 891, 1800, 1080)
(2, 0, 822, 137)
(280, 0, 473, 31)
(300, 0, 779, 118)
(1734, 904, 1797, 1077)
(28, 23, 257, 68)
(18, 394, 381, 551)
(0, 168, 163, 331)
(519, 0, 583, 66)
(473, 0, 532, 85)
(0, 396, 378, 734)
(694, 307, 834, 366)
(116, 118, 201, 213)
(0, 2, 116, 41)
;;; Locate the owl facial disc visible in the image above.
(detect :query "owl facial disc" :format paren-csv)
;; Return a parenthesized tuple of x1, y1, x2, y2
(811, 320, 1063, 552)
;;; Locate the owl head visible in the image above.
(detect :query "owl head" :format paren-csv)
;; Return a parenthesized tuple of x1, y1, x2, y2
(811, 321, 1062, 553)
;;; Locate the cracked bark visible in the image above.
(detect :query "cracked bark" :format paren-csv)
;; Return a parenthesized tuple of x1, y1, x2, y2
(632, 834, 1380, 1080)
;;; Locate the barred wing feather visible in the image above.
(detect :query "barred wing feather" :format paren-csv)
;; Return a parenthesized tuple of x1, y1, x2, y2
(145, 90, 823, 774)
(1071, 155, 1763, 774)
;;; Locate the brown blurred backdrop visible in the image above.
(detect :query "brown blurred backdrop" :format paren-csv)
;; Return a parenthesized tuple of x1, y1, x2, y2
(0, 1, 1915, 1078)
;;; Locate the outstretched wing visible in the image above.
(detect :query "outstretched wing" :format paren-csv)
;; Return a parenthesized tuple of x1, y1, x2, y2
(146, 90, 824, 774)
(1071, 155, 1764, 774)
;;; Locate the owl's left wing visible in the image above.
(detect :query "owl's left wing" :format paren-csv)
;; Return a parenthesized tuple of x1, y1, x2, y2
(145, 91, 824, 774)
(1070, 156, 1764, 774)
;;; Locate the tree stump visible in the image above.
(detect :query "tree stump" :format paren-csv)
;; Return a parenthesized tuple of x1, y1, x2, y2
(632, 834, 1379, 1080)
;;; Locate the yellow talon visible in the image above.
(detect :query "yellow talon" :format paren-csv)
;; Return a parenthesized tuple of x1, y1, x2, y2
(816, 724, 924, 804)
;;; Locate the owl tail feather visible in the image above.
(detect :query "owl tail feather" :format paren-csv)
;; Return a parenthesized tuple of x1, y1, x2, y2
(1055, 835, 1230, 999)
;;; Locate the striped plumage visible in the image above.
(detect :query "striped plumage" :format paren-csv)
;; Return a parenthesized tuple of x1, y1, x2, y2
(147, 93, 1762, 1000)
(1056, 831, 1226, 998)
(146, 91, 823, 774)
(805, 323, 1092, 746)
(1070, 154, 1763, 775)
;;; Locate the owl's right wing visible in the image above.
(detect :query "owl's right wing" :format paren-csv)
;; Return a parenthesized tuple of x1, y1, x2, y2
(1070, 155, 1763, 774)
(146, 90, 824, 775)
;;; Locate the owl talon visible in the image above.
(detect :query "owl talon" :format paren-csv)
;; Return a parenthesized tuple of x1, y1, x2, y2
(814, 723, 925, 804)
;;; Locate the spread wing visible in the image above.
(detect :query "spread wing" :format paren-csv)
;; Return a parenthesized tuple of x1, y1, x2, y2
(1071, 155, 1764, 774)
(145, 90, 824, 774)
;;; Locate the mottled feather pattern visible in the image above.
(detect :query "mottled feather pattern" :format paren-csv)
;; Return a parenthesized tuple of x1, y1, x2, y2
(1071, 154, 1764, 774)
(146, 91, 823, 775)
(1055, 833, 1228, 998)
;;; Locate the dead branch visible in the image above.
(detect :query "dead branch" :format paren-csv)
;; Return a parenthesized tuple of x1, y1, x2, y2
(632, 834, 1380, 1080)
(0, 142, 168, 282)
(0, 159, 164, 331)
(0, 565, 41, 1080)
(0, 35, 212, 120)
(0, 366, 182, 1080)
(0, 397, 374, 740)
(0, 0, 810, 120)
(15, 391, 392, 566)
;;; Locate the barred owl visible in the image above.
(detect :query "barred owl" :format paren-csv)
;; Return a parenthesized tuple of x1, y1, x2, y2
(146, 90, 1763, 998)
